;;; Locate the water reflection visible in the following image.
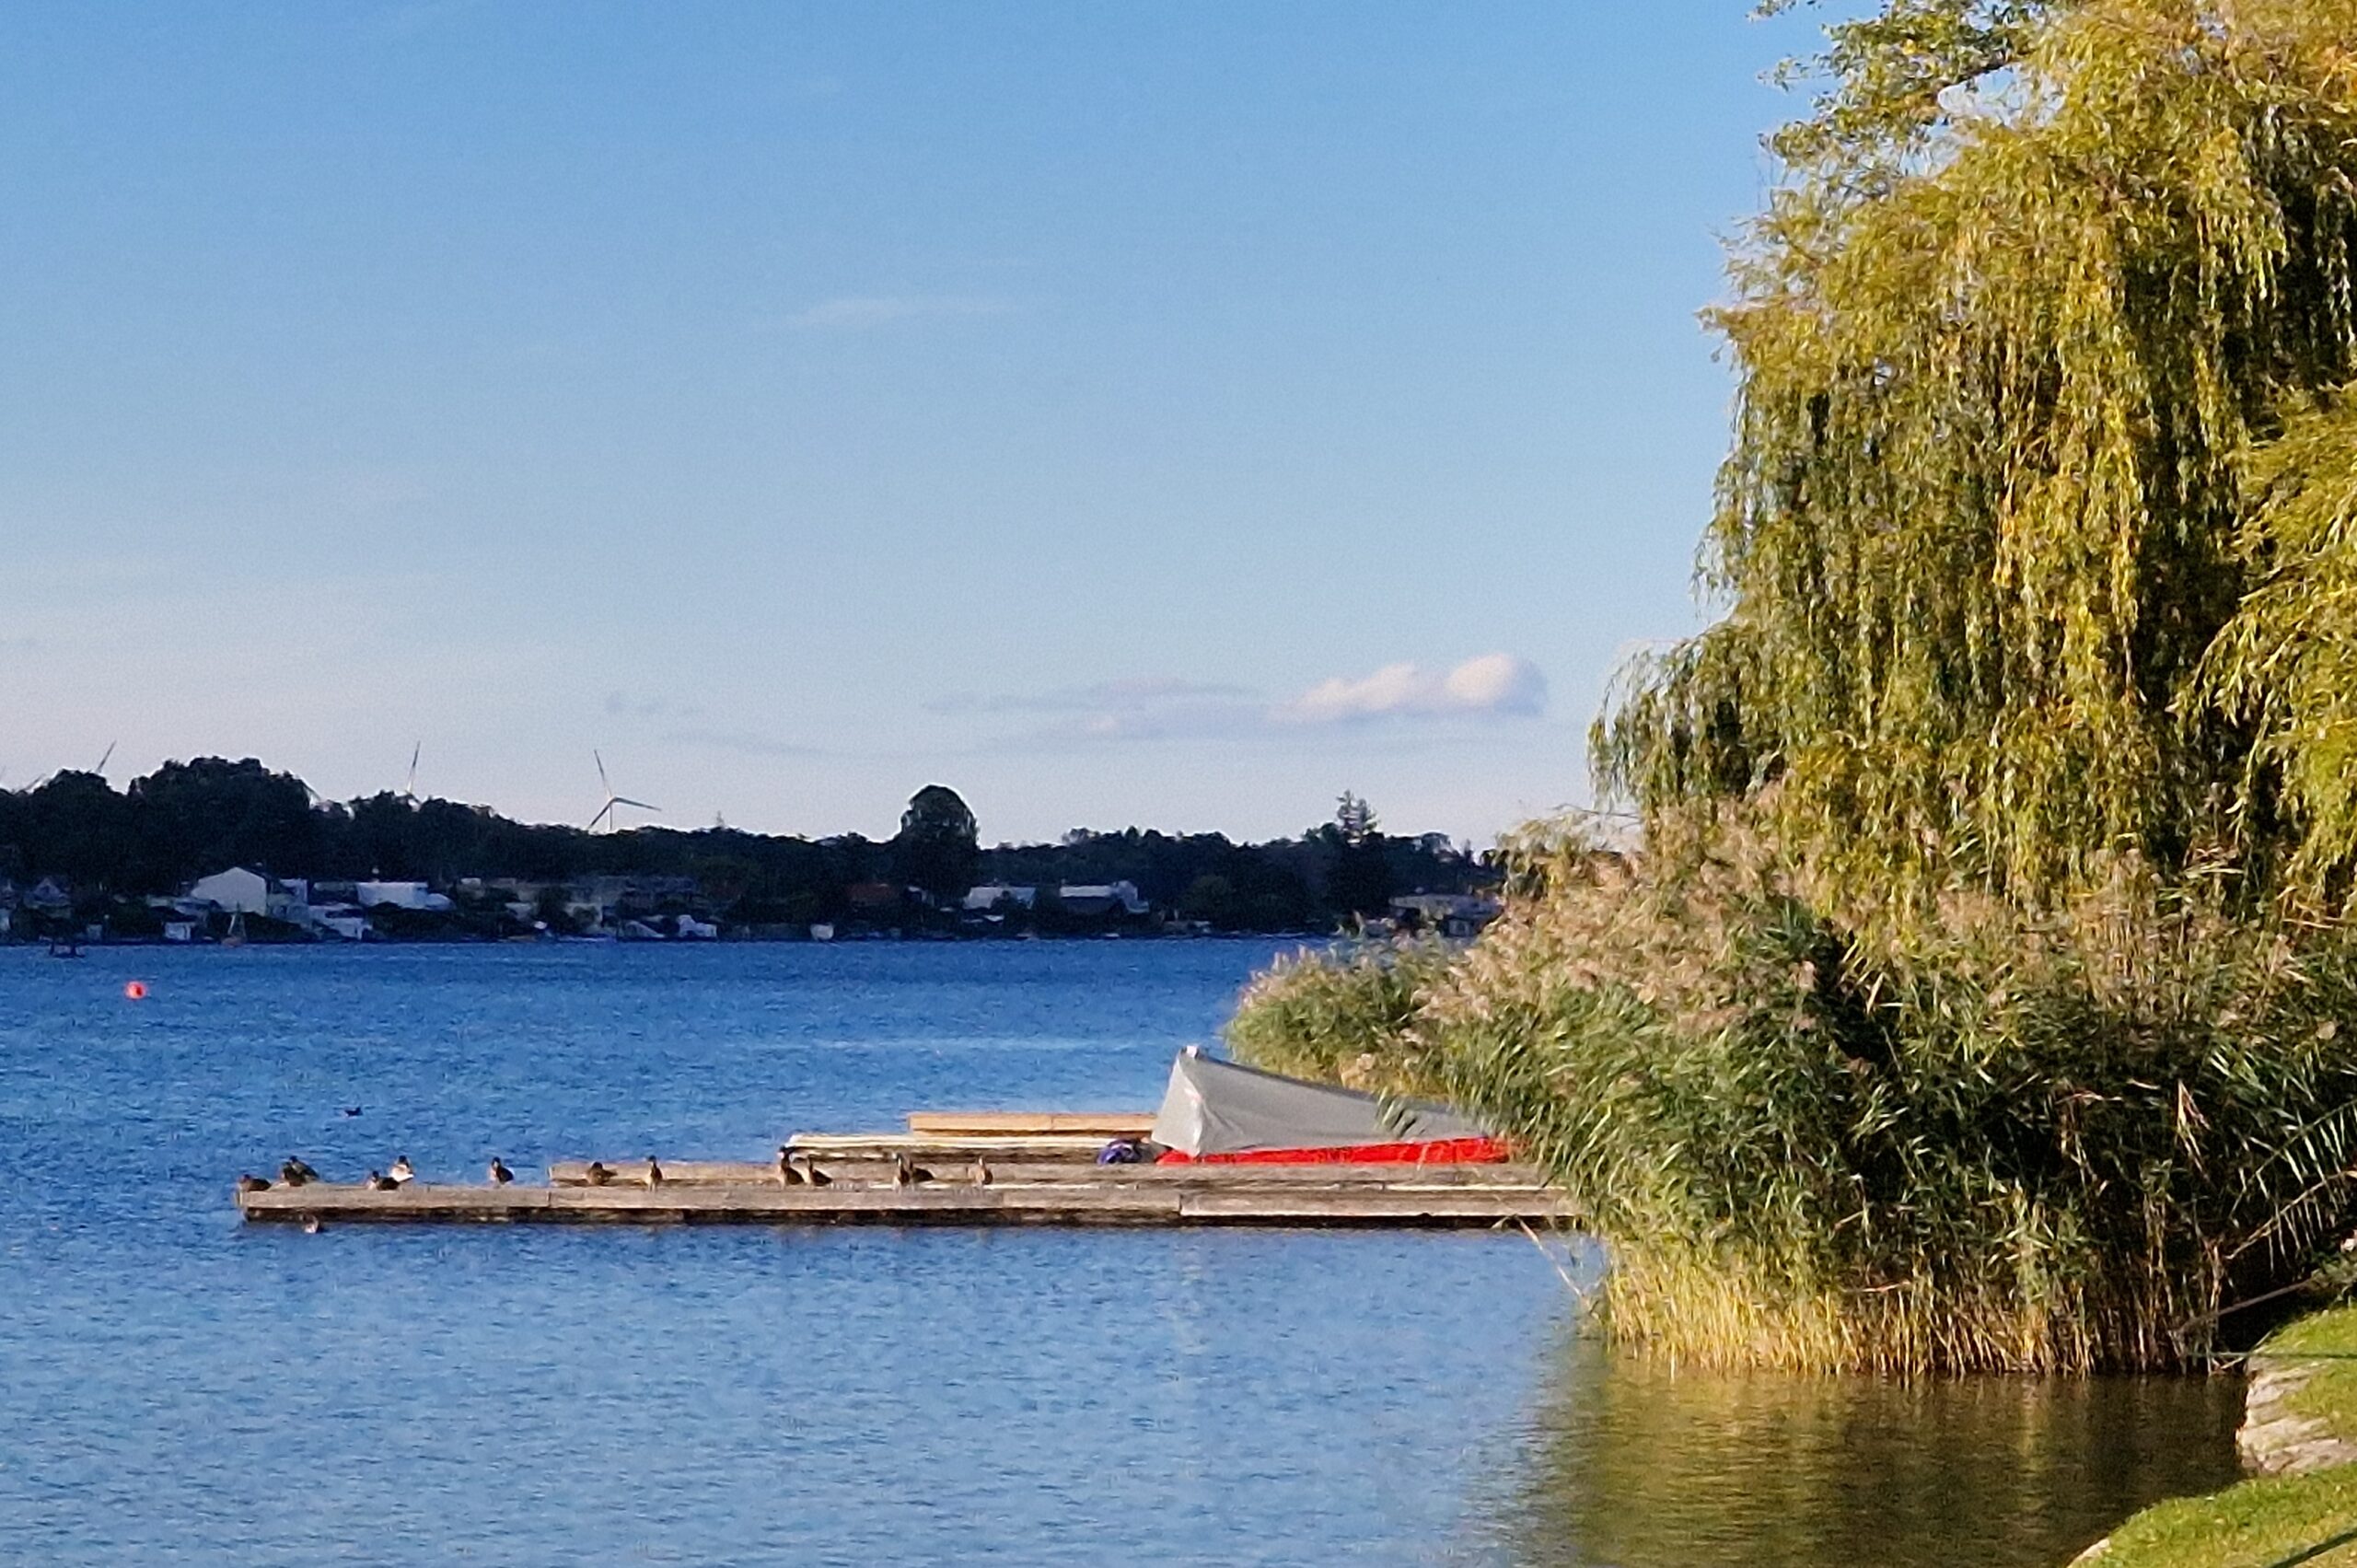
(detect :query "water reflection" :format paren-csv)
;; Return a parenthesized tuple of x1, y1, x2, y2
(1500, 1333, 2245, 1568)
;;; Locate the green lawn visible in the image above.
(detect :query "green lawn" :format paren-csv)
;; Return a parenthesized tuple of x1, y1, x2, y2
(2084, 1308, 2357, 1566)
(2085, 1468, 2357, 1566)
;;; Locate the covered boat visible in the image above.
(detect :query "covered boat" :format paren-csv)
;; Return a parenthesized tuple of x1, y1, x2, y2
(1149, 1047, 1508, 1165)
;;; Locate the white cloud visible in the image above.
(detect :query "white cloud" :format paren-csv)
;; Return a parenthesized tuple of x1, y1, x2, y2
(934, 675, 1267, 747)
(776, 295, 1016, 331)
(932, 656, 1548, 749)
(1276, 653, 1546, 726)
(926, 677, 1254, 717)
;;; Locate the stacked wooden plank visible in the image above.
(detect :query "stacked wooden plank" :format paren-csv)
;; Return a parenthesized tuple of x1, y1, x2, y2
(904, 1111, 1155, 1137)
(782, 1132, 1116, 1162)
(731, 1111, 1156, 1165)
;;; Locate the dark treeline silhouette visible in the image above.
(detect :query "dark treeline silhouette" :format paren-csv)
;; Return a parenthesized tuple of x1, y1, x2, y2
(0, 757, 1491, 934)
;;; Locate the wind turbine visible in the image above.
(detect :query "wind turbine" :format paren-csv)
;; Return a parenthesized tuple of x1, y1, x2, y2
(586, 750, 659, 834)
(17, 742, 116, 794)
(401, 743, 422, 805)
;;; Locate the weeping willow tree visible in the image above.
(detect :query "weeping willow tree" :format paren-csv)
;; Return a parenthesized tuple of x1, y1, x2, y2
(2210, 395, 2357, 900)
(1600, 0, 2357, 914)
(1226, 0, 2357, 1374)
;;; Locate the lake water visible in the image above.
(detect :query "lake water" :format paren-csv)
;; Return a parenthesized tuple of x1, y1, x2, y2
(0, 941, 2243, 1565)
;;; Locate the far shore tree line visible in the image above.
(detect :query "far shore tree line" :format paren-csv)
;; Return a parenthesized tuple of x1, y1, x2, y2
(0, 759, 1491, 938)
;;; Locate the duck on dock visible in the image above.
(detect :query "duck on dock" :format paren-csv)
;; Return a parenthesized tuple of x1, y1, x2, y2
(972, 1156, 992, 1188)
(644, 1156, 664, 1189)
(487, 1157, 514, 1186)
(584, 1161, 613, 1187)
(892, 1153, 935, 1188)
(236, 1174, 270, 1195)
(388, 1156, 415, 1187)
(280, 1156, 319, 1188)
(364, 1170, 399, 1191)
(776, 1145, 799, 1188)
(792, 1152, 831, 1188)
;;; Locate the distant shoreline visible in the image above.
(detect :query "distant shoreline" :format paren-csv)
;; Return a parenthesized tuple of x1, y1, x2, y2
(7, 927, 1324, 951)
(2, 765, 1496, 948)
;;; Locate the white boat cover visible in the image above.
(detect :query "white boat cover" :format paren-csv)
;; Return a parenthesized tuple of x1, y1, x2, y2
(1148, 1047, 1492, 1156)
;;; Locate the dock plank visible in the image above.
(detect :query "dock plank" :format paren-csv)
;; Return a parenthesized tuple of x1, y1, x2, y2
(784, 1132, 1118, 1161)
(238, 1178, 1571, 1229)
(905, 1111, 1155, 1137)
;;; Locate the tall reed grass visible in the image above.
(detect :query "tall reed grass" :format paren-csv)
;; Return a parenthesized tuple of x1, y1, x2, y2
(1222, 937, 1457, 1098)
(1227, 809, 2357, 1375)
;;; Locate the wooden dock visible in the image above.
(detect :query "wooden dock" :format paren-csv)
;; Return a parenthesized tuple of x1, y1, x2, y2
(236, 1164, 1570, 1229)
(542, 1159, 1546, 1188)
(782, 1132, 1120, 1162)
(903, 1111, 1155, 1137)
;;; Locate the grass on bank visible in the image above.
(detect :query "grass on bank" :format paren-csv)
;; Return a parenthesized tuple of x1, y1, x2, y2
(2087, 1469, 2357, 1568)
(2086, 1309, 2357, 1567)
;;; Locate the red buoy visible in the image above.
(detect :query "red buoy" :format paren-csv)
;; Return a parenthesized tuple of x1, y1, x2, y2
(124, 981, 147, 1000)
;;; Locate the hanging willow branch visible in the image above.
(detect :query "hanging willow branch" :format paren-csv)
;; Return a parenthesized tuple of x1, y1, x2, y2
(1599, 0, 2357, 917)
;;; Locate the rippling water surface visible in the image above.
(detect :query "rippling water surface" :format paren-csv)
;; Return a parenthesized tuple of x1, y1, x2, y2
(0, 942, 2242, 1564)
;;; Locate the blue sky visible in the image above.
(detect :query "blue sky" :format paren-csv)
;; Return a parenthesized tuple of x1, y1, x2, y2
(1, 3, 1856, 845)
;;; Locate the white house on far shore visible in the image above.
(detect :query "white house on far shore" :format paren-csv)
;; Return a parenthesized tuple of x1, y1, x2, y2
(186, 866, 378, 937)
(354, 880, 453, 912)
(187, 866, 276, 916)
(1057, 881, 1150, 917)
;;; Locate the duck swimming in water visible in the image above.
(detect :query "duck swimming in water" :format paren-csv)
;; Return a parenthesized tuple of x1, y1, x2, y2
(584, 1161, 613, 1187)
(280, 1156, 319, 1188)
(487, 1156, 514, 1186)
(388, 1156, 415, 1186)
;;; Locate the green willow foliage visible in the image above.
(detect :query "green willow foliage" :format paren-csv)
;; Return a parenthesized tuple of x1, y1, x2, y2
(1600, 0, 2357, 913)
(2208, 394, 2357, 896)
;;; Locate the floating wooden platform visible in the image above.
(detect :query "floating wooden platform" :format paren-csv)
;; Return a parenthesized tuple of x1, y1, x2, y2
(784, 1132, 1120, 1162)
(904, 1110, 1155, 1137)
(237, 1166, 1569, 1229)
